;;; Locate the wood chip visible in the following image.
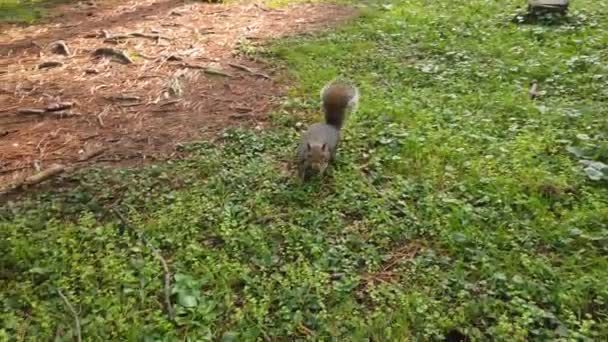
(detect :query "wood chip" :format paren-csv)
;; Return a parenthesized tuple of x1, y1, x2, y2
(203, 67, 233, 78)
(78, 147, 107, 162)
(92, 48, 133, 64)
(38, 61, 64, 69)
(228, 63, 271, 80)
(18, 108, 45, 115)
(50, 40, 70, 56)
(105, 95, 141, 102)
(47, 102, 74, 112)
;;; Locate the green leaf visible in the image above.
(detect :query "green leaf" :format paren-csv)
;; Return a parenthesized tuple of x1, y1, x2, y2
(178, 294, 198, 308)
(566, 145, 584, 158)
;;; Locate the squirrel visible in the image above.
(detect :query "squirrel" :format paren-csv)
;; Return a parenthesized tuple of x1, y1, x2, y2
(297, 79, 359, 181)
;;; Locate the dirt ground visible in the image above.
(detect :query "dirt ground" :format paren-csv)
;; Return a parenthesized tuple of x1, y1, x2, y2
(0, 0, 356, 189)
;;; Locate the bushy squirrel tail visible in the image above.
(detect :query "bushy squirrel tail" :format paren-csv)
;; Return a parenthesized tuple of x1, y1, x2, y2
(320, 78, 359, 130)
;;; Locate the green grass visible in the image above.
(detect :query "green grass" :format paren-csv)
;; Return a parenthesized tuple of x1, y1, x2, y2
(0, 0, 73, 24)
(2, 0, 608, 340)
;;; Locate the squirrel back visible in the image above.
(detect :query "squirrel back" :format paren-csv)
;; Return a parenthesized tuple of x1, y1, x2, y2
(297, 79, 359, 180)
(320, 79, 359, 130)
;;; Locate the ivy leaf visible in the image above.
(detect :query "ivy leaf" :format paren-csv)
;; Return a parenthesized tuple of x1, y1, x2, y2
(584, 166, 604, 181)
(178, 293, 198, 308)
(566, 145, 584, 158)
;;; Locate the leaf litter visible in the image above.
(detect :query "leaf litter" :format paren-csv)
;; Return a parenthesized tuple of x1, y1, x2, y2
(0, 0, 357, 188)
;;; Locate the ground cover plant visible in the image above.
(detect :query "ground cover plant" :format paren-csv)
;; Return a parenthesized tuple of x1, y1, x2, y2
(0, 0, 73, 23)
(1, 0, 608, 340)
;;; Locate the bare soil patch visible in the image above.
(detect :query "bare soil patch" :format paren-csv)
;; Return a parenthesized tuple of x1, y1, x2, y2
(0, 0, 356, 188)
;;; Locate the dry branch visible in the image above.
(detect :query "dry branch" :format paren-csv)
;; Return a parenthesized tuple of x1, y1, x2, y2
(57, 289, 82, 342)
(105, 95, 141, 102)
(17, 103, 76, 117)
(0, 164, 66, 195)
(78, 147, 107, 162)
(50, 40, 70, 56)
(18, 108, 46, 115)
(111, 207, 175, 323)
(92, 48, 133, 64)
(203, 67, 233, 78)
(228, 63, 271, 79)
(39, 61, 64, 69)
(179, 63, 232, 77)
(47, 102, 74, 112)
(104, 32, 172, 44)
(23, 164, 66, 186)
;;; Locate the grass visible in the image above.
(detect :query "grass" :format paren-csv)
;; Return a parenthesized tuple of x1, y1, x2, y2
(0, 0, 76, 24)
(2, 0, 608, 340)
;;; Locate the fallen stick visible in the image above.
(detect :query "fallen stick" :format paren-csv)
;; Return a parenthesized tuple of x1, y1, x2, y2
(57, 289, 82, 342)
(92, 48, 133, 64)
(17, 103, 77, 118)
(203, 67, 232, 78)
(47, 102, 74, 112)
(111, 206, 175, 322)
(180, 63, 233, 77)
(105, 95, 141, 102)
(18, 108, 46, 115)
(50, 40, 70, 56)
(228, 63, 270, 79)
(23, 164, 66, 187)
(39, 61, 64, 69)
(104, 32, 172, 44)
(0, 165, 31, 175)
(78, 147, 107, 162)
(0, 164, 66, 195)
(160, 99, 181, 107)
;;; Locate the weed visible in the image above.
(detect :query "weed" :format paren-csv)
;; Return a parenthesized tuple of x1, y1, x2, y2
(2, 0, 608, 340)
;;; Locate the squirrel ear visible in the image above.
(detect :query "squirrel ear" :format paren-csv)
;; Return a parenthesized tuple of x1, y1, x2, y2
(321, 143, 327, 151)
(307, 143, 311, 150)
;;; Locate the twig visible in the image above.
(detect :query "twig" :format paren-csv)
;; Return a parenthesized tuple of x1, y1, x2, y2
(0, 163, 68, 195)
(111, 206, 175, 322)
(78, 147, 107, 162)
(39, 61, 64, 69)
(57, 289, 82, 342)
(24, 164, 66, 186)
(119, 102, 145, 108)
(105, 95, 141, 102)
(92, 48, 133, 64)
(203, 67, 233, 78)
(50, 40, 70, 56)
(160, 99, 181, 107)
(0, 165, 31, 175)
(180, 62, 206, 69)
(228, 63, 270, 79)
(17, 103, 76, 117)
(18, 108, 46, 115)
(180, 63, 233, 77)
(528, 79, 539, 100)
(47, 102, 74, 112)
(104, 32, 172, 44)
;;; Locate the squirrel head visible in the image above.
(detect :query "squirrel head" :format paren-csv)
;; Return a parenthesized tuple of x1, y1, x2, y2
(306, 142, 330, 174)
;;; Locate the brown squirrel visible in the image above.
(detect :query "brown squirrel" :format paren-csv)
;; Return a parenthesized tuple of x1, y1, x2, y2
(297, 79, 359, 180)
